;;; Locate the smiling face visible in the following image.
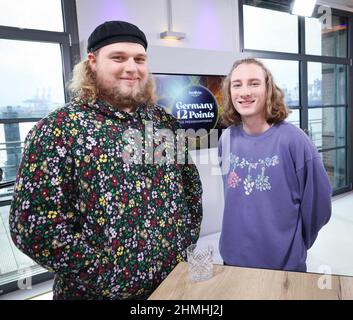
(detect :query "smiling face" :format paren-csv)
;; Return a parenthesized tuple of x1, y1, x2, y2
(88, 42, 149, 111)
(230, 63, 267, 122)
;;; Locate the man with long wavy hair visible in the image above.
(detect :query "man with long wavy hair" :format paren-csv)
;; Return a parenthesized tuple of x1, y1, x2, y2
(9, 21, 203, 299)
(218, 58, 331, 272)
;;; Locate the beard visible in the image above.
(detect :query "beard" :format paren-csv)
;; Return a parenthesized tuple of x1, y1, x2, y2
(95, 74, 155, 112)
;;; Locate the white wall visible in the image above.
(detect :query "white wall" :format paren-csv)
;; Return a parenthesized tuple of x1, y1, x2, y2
(75, 0, 241, 75)
(190, 148, 225, 236)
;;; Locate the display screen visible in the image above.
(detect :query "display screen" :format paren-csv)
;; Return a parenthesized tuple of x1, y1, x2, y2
(153, 74, 226, 149)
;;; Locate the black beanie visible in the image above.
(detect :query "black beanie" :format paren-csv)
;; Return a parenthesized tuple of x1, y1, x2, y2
(87, 20, 148, 53)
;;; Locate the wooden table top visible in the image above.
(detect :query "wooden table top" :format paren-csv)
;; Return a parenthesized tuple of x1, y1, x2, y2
(148, 262, 353, 300)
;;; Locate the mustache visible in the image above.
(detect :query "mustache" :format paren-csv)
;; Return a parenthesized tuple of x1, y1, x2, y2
(95, 74, 156, 109)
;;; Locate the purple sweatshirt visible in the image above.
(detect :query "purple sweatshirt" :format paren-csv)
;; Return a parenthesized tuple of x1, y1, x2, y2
(218, 121, 332, 272)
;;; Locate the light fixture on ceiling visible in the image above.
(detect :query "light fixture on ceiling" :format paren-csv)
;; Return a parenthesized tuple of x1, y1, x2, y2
(160, 0, 185, 40)
(291, 0, 317, 17)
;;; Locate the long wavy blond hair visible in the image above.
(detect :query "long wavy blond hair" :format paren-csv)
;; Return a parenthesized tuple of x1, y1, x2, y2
(221, 58, 290, 126)
(67, 53, 157, 105)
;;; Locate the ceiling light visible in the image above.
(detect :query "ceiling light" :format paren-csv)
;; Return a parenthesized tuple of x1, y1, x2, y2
(160, 31, 185, 40)
(160, 0, 185, 40)
(291, 0, 316, 17)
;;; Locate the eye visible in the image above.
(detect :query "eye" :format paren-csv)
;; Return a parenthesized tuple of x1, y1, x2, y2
(135, 57, 146, 64)
(250, 82, 260, 87)
(111, 56, 126, 62)
(231, 83, 241, 88)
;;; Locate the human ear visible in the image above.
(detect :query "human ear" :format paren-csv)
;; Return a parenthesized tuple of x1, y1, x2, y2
(87, 53, 97, 71)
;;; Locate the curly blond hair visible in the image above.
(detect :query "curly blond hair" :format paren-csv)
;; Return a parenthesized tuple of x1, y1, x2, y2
(221, 58, 290, 126)
(67, 53, 156, 105)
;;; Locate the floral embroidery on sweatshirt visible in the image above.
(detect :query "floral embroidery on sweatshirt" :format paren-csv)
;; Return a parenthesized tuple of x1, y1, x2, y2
(227, 153, 279, 195)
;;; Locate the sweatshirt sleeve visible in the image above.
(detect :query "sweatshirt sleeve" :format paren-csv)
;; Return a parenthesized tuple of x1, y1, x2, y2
(9, 118, 113, 292)
(296, 156, 332, 249)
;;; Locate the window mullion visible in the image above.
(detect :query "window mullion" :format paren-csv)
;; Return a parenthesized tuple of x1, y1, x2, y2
(0, 25, 69, 44)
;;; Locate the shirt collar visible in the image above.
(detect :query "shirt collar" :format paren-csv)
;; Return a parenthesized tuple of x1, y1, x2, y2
(76, 97, 152, 121)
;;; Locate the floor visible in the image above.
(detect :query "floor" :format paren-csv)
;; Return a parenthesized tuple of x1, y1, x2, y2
(306, 191, 353, 277)
(1, 191, 353, 300)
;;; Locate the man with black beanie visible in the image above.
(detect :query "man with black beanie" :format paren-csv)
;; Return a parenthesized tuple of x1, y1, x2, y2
(10, 21, 203, 300)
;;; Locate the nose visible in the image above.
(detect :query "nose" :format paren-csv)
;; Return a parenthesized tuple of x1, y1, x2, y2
(238, 85, 251, 97)
(124, 57, 138, 73)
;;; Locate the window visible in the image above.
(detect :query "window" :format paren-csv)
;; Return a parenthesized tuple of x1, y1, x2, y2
(0, 0, 64, 32)
(259, 59, 300, 107)
(243, 4, 298, 53)
(0, 39, 66, 184)
(308, 107, 346, 149)
(240, 0, 352, 194)
(0, 204, 41, 287)
(0, 40, 66, 118)
(287, 109, 300, 128)
(0, 122, 36, 184)
(259, 59, 300, 127)
(321, 147, 347, 189)
(305, 14, 348, 58)
(0, 0, 79, 295)
(308, 62, 347, 106)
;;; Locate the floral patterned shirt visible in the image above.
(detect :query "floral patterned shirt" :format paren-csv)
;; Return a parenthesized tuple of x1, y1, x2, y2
(9, 98, 203, 299)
